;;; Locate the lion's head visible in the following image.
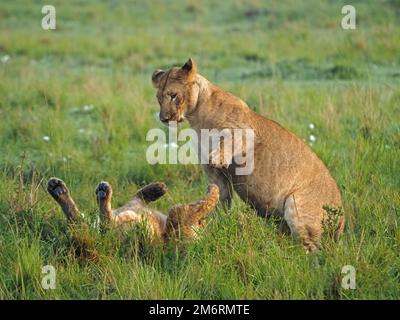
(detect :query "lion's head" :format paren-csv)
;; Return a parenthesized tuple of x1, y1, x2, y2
(152, 58, 199, 125)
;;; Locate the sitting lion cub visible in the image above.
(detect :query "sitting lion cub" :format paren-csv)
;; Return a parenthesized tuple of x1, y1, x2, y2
(47, 177, 219, 243)
(151, 58, 345, 252)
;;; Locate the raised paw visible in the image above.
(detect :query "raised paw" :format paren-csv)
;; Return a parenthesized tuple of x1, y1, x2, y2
(136, 182, 168, 203)
(47, 177, 69, 199)
(209, 149, 230, 169)
(96, 181, 112, 201)
(207, 184, 219, 195)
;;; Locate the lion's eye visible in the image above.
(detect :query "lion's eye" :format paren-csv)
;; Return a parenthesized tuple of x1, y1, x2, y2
(171, 93, 177, 101)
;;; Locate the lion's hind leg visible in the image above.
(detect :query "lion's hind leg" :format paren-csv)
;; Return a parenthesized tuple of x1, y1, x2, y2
(164, 184, 219, 240)
(283, 194, 321, 253)
(47, 177, 81, 223)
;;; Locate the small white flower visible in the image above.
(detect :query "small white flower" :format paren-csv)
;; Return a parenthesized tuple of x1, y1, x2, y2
(63, 157, 67, 163)
(309, 123, 315, 130)
(78, 128, 85, 134)
(309, 134, 316, 144)
(42, 135, 50, 142)
(1, 55, 10, 64)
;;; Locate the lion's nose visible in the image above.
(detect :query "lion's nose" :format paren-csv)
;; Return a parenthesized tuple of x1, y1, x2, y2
(159, 112, 170, 123)
(160, 116, 169, 123)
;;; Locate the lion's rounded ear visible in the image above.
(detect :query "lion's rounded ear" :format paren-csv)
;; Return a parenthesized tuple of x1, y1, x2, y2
(181, 58, 197, 81)
(152, 69, 165, 88)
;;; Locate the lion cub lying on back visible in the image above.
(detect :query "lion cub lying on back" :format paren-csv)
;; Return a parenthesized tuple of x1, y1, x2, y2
(152, 58, 345, 252)
(47, 177, 219, 243)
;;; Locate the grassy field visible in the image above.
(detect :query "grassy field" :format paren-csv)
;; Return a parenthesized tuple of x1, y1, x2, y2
(0, 0, 399, 299)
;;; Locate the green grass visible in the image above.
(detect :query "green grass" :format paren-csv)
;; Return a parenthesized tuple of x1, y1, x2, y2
(0, 0, 399, 299)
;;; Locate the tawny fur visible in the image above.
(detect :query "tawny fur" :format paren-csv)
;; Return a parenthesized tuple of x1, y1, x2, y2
(47, 177, 219, 243)
(152, 58, 345, 252)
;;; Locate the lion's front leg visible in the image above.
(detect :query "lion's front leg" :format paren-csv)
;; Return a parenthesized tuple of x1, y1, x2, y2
(203, 164, 233, 209)
(47, 178, 81, 223)
(95, 181, 114, 224)
(208, 138, 233, 169)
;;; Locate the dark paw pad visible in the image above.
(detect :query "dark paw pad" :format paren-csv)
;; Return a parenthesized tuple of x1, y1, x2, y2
(47, 178, 68, 198)
(96, 181, 111, 200)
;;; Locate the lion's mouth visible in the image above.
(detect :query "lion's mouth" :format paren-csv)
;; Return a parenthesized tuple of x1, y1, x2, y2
(160, 116, 184, 126)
